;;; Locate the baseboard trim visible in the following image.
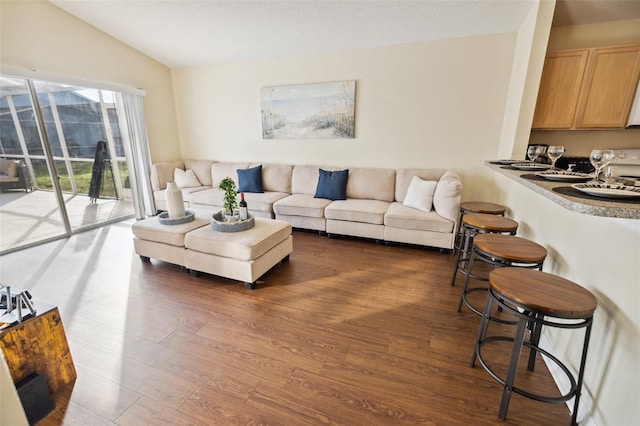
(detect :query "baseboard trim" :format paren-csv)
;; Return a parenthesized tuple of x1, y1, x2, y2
(538, 334, 597, 426)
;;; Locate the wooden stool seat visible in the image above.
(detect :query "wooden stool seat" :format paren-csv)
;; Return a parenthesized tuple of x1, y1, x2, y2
(489, 268, 597, 318)
(473, 234, 547, 263)
(472, 267, 597, 425)
(456, 234, 546, 316)
(463, 213, 518, 233)
(450, 213, 519, 288)
(453, 202, 506, 258)
(460, 201, 506, 215)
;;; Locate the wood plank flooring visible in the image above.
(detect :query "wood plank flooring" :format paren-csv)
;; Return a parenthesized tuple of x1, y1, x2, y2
(0, 221, 572, 425)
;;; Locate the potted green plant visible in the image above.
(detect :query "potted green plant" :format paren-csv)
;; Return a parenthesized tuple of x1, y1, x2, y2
(219, 177, 238, 221)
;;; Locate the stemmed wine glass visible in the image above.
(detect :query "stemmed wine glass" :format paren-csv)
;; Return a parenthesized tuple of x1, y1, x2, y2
(546, 146, 565, 170)
(527, 146, 544, 163)
(589, 149, 614, 184)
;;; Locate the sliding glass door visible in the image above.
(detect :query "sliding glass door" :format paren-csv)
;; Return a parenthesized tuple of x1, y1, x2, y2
(0, 77, 68, 250)
(0, 75, 141, 254)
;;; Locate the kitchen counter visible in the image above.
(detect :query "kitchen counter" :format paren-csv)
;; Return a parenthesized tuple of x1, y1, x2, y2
(486, 161, 640, 219)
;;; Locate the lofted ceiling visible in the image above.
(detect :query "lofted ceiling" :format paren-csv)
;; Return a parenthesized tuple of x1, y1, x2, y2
(48, 0, 640, 69)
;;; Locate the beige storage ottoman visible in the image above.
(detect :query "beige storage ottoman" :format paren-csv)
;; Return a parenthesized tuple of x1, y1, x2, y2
(184, 217, 292, 289)
(132, 210, 210, 266)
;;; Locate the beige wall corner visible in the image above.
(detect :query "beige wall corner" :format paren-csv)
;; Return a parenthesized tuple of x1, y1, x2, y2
(549, 18, 640, 50)
(497, 0, 555, 161)
(0, 0, 181, 162)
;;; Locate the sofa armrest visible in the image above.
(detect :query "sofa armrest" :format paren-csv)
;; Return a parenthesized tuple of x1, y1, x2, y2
(433, 170, 462, 222)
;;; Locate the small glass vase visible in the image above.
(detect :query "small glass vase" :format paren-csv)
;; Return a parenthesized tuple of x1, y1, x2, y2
(224, 210, 240, 222)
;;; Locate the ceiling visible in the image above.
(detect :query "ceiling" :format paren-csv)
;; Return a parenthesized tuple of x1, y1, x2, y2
(49, 0, 640, 69)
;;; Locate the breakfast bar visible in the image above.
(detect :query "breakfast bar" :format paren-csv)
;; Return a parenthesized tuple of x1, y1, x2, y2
(485, 159, 639, 426)
(486, 161, 640, 219)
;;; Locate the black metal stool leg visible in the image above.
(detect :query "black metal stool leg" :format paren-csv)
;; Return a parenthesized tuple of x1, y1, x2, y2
(450, 226, 471, 287)
(527, 313, 543, 371)
(470, 293, 493, 367)
(498, 317, 528, 420)
(457, 248, 477, 312)
(571, 320, 593, 426)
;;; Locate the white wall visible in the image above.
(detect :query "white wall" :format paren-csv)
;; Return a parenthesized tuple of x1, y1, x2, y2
(0, 0, 181, 162)
(171, 33, 517, 201)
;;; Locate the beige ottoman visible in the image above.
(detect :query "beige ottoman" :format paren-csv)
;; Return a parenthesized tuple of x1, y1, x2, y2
(184, 217, 292, 289)
(132, 210, 211, 266)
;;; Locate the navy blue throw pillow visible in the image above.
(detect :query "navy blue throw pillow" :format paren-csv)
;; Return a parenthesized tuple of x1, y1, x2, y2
(314, 169, 349, 200)
(237, 165, 263, 193)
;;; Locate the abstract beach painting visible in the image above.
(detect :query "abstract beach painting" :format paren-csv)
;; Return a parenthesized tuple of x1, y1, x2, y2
(261, 81, 355, 139)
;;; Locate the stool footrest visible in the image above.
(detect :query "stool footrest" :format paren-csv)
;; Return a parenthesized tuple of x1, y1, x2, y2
(475, 335, 578, 404)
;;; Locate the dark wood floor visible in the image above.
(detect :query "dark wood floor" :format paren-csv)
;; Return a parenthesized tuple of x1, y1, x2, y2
(1, 221, 571, 425)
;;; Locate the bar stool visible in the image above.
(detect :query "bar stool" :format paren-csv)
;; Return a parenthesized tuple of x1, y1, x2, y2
(450, 213, 518, 287)
(457, 234, 547, 317)
(471, 267, 597, 426)
(453, 202, 506, 257)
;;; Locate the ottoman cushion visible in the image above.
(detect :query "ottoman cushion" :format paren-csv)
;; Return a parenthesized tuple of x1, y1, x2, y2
(132, 210, 211, 247)
(185, 218, 292, 261)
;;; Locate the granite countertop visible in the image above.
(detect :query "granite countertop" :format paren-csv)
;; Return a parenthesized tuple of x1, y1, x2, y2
(486, 161, 640, 219)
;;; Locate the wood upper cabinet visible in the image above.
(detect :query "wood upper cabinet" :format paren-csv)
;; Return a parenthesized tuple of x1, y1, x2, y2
(574, 46, 640, 128)
(532, 45, 640, 130)
(532, 50, 589, 129)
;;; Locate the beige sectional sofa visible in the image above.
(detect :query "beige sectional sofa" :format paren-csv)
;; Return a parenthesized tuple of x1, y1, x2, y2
(150, 159, 462, 250)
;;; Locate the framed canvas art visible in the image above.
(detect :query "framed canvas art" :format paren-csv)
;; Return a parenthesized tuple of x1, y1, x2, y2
(261, 80, 355, 139)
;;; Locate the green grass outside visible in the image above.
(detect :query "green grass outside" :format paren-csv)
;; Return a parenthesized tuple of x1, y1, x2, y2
(34, 161, 129, 197)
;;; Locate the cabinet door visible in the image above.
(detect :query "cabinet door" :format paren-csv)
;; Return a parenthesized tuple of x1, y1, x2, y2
(575, 46, 640, 128)
(532, 50, 588, 129)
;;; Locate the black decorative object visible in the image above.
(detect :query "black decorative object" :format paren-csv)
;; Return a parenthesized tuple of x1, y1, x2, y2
(88, 140, 115, 203)
(16, 372, 54, 425)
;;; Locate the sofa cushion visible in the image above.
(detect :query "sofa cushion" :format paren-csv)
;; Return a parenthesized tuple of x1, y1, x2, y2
(187, 187, 225, 208)
(385, 202, 454, 233)
(403, 176, 437, 212)
(433, 171, 462, 222)
(253, 163, 293, 193)
(315, 169, 349, 200)
(273, 194, 332, 218)
(291, 165, 342, 195)
(243, 191, 290, 213)
(0, 159, 12, 175)
(0, 159, 19, 178)
(174, 168, 201, 188)
(0, 175, 19, 183)
(184, 159, 215, 186)
(155, 185, 211, 204)
(211, 162, 250, 188)
(151, 160, 184, 191)
(346, 168, 395, 202)
(395, 168, 447, 202)
(325, 199, 390, 224)
(238, 164, 263, 193)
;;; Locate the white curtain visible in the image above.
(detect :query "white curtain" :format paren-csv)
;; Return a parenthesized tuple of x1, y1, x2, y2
(117, 93, 156, 218)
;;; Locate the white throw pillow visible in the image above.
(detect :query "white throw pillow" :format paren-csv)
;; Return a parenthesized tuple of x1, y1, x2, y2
(174, 168, 201, 188)
(403, 176, 437, 212)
